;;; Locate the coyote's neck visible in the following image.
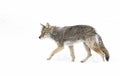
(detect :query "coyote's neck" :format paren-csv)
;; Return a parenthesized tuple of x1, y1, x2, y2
(50, 26, 65, 42)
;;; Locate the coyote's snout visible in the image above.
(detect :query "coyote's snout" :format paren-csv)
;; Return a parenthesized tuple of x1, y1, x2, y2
(39, 23, 110, 62)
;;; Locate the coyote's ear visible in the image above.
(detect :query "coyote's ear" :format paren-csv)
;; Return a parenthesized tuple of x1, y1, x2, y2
(40, 23, 45, 27)
(46, 23, 50, 28)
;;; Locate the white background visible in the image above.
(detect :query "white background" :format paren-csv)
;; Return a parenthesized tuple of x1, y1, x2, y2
(0, 0, 120, 76)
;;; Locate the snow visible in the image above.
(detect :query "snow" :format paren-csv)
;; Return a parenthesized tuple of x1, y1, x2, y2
(0, 0, 120, 76)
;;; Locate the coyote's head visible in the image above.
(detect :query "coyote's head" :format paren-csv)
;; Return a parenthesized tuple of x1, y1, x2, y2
(39, 23, 53, 39)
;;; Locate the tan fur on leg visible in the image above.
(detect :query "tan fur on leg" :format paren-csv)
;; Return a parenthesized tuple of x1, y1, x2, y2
(47, 46, 63, 60)
(81, 43, 92, 63)
(93, 48, 105, 61)
(68, 46, 75, 62)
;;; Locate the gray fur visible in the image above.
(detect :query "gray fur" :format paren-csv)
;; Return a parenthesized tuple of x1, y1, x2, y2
(50, 25, 97, 46)
(39, 24, 109, 62)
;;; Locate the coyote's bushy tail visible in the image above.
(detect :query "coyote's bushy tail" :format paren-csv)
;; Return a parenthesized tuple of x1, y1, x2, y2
(97, 34, 110, 61)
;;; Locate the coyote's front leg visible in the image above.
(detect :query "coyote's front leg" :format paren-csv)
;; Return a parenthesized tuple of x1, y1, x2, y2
(47, 43, 63, 60)
(68, 46, 75, 62)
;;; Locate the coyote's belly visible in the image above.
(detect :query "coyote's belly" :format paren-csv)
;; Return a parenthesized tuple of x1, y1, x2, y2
(64, 40, 84, 46)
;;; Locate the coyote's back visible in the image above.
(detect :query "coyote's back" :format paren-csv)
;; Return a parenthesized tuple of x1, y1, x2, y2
(58, 25, 97, 41)
(39, 23, 109, 62)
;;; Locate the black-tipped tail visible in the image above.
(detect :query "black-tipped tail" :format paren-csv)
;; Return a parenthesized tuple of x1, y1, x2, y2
(97, 34, 110, 62)
(106, 56, 109, 61)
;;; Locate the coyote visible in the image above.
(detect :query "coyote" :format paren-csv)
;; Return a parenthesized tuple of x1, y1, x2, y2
(39, 23, 109, 62)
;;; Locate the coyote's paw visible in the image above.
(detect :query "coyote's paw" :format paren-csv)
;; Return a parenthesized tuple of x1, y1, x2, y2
(81, 60, 85, 63)
(47, 58, 51, 60)
(72, 59, 75, 62)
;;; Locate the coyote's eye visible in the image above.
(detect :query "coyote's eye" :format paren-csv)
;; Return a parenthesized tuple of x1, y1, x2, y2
(39, 27, 49, 39)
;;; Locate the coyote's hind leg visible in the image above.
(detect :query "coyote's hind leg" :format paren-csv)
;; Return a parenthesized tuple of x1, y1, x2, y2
(92, 47, 105, 62)
(81, 42, 92, 63)
(85, 35, 106, 62)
